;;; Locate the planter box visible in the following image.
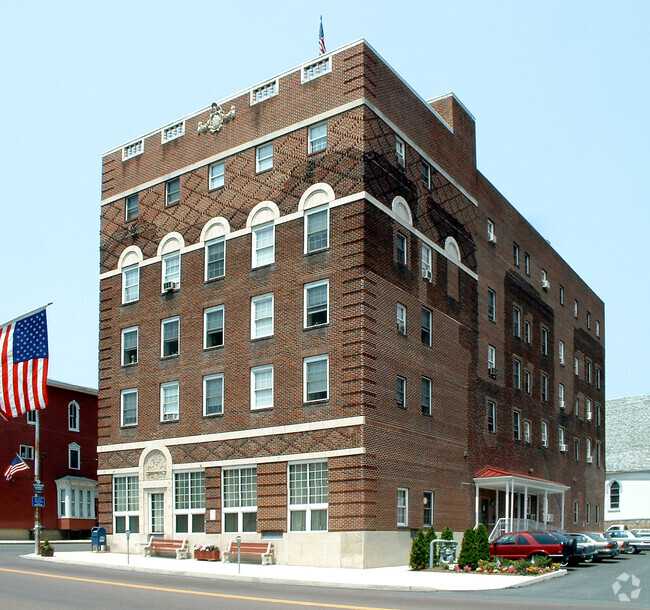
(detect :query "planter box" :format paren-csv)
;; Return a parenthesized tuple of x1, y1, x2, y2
(194, 549, 220, 561)
(40, 548, 54, 557)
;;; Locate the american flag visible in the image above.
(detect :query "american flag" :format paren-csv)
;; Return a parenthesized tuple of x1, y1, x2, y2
(0, 308, 49, 419)
(4, 454, 30, 481)
(319, 17, 326, 55)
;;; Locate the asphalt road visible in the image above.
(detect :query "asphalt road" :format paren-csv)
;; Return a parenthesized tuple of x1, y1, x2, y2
(0, 544, 647, 609)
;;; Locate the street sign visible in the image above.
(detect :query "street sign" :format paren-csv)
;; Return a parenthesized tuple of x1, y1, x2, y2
(32, 496, 45, 508)
(33, 481, 44, 495)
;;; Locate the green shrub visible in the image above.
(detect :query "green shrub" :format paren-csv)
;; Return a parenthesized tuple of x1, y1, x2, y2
(424, 527, 437, 566)
(530, 554, 552, 568)
(409, 529, 428, 570)
(512, 558, 532, 574)
(457, 527, 479, 570)
(475, 524, 490, 561)
(441, 525, 454, 540)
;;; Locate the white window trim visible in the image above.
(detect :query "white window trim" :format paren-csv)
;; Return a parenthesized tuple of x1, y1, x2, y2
(20, 444, 34, 460)
(303, 355, 329, 403)
(488, 345, 496, 371)
(251, 293, 274, 339)
(252, 223, 275, 268)
(308, 122, 327, 154)
(288, 461, 329, 532)
(205, 238, 226, 281)
(203, 374, 224, 417)
(209, 161, 225, 191)
(304, 206, 330, 253)
(222, 466, 258, 533)
(422, 161, 431, 189)
(396, 137, 405, 167)
(161, 316, 180, 358)
(121, 326, 139, 366)
(173, 470, 206, 534)
(396, 232, 407, 264)
(204, 305, 225, 349)
(251, 365, 274, 411)
(165, 178, 180, 206)
(162, 251, 181, 291)
(397, 376, 406, 408)
(68, 442, 81, 470)
(487, 400, 496, 433)
(421, 307, 432, 347)
(161, 381, 180, 422)
(122, 265, 140, 304)
(423, 490, 434, 527)
(421, 377, 432, 416)
(304, 279, 329, 328)
(121, 388, 138, 427)
(541, 421, 549, 447)
(397, 488, 409, 526)
(397, 303, 407, 335)
(256, 143, 274, 173)
(113, 475, 139, 534)
(125, 193, 138, 221)
(68, 400, 80, 432)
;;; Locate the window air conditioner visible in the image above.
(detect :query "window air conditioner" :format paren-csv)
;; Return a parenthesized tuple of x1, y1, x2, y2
(542, 279, 551, 290)
(163, 281, 178, 292)
(586, 456, 593, 463)
(587, 412, 593, 421)
(488, 367, 497, 379)
(422, 268, 432, 281)
(559, 443, 568, 452)
(488, 234, 497, 244)
(545, 513, 554, 523)
(559, 400, 566, 409)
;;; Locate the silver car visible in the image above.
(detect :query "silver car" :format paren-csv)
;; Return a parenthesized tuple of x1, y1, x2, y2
(568, 533, 619, 560)
(605, 530, 650, 554)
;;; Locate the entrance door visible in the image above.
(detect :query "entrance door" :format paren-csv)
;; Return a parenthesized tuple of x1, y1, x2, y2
(149, 493, 164, 535)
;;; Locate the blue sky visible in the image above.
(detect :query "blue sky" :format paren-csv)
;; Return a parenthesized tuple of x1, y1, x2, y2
(1, 0, 647, 399)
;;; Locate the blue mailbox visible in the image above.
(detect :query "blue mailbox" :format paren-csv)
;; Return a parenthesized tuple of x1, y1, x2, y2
(91, 526, 107, 552)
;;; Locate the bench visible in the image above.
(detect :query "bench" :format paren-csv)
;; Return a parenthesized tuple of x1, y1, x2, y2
(223, 540, 274, 565)
(142, 536, 189, 560)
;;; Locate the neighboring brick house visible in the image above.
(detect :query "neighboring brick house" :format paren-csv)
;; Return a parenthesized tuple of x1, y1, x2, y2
(0, 380, 98, 539)
(98, 39, 605, 567)
(605, 395, 650, 529)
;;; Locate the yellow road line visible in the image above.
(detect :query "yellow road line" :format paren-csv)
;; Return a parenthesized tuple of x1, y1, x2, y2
(0, 567, 399, 610)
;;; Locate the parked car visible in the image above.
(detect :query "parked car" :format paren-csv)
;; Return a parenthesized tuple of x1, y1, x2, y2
(567, 533, 613, 562)
(606, 524, 628, 531)
(605, 530, 650, 554)
(632, 529, 650, 540)
(604, 531, 630, 553)
(490, 531, 576, 565)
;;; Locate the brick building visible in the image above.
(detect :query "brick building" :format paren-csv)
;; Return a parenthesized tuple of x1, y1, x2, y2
(0, 380, 98, 539)
(98, 40, 605, 567)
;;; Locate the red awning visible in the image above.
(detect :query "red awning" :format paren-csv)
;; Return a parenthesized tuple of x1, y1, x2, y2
(474, 465, 562, 487)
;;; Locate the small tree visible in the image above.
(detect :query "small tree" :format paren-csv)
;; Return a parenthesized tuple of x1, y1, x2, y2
(457, 527, 479, 570)
(425, 527, 437, 566)
(409, 529, 428, 570)
(441, 525, 454, 540)
(475, 524, 491, 562)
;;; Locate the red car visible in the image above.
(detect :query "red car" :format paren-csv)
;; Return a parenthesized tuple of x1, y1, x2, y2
(490, 531, 576, 565)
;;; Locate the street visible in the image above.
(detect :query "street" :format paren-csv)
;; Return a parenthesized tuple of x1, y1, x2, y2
(0, 544, 648, 609)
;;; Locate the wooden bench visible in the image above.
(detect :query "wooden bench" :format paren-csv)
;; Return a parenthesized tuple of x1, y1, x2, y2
(142, 536, 189, 559)
(223, 540, 274, 565)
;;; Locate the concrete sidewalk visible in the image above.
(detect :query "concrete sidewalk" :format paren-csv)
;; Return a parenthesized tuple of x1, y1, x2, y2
(22, 550, 565, 592)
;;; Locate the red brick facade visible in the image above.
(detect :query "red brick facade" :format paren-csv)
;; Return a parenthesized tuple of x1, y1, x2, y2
(98, 41, 604, 565)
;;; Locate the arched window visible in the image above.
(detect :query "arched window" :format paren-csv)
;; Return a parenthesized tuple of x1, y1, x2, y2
(158, 232, 185, 291)
(200, 217, 230, 281)
(68, 401, 80, 432)
(299, 184, 335, 254)
(247, 201, 280, 268)
(609, 481, 620, 510)
(118, 246, 143, 304)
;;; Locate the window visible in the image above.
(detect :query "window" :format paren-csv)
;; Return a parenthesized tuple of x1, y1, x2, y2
(422, 161, 431, 189)
(596, 503, 600, 524)
(161, 382, 179, 421)
(587, 311, 591, 330)
(524, 370, 531, 395)
(596, 442, 601, 467)
(125, 193, 138, 221)
(396, 137, 405, 167)
(513, 358, 521, 389)
(305, 207, 329, 252)
(161, 317, 179, 357)
(541, 421, 548, 447)
(209, 162, 225, 190)
(513, 307, 521, 338)
(397, 303, 407, 335)
(57, 480, 96, 520)
(304, 355, 329, 402)
(223, 467, 258, 533)
(252, 224, 275, 267)
(541, 327, 549, 355)
(559, 427, 566, 451)
(559, 383, 565, 407)
(596, 366, 601, 390)
(251, 294, 274, 339)
(204, 306, 224, 348)
(397, 488, 408, 526)
(513, 242, 520, 266)
(559, 340, 565, 365)
(596, 320, 600, 338)
(596, 403, 601, 426)
(574, 438, 580, 461)
(203, 374, 224, 416)
(487, 401, 496, 433)
(559, 285, 565, 305)
(542, 269, 549, 288)
(68, 400, 80, 432)
(396, 377, 406, 408)
(166, 178, 180, 206)
(174, 471, 205, 533)
(69, 443, 80, 470)
(586, 398, 592, 421)
(19, 445, 34, 460)
(162, 252, 181, 289)
(421, 244, 432, 279)
(524, 253, 530, 276)
(122, 327, 138, 365)
(586, 359, 592, 383)
(524, 320, 531, 344)
(256, 143, 273, 172)
(27, 411, 37, 424)
(487, 219, 496, 242)
(574, 300, 579, 318)
(541, 373, 549, 402)
(308, 123, 327, 153)
(574, 397, 580, 418)
(586, 503, 591, 524)
(114, 475, 139, 534)
(513, 410, 521, 441)
(205, 238, 225, 280)
(573, 501, 579, 524)
(289, 462, 328, 531)
(487, 289, 496, 322)
(609, 482, 620, 510)
(421, 308, 432, 346)
(122, 265, 139, 303)
(524, 420, 531, 444)
(121, 389, 138, 427)
(423, 491, 434, 527)
(421, 377, 432, 415)
(586, 438, 592, 461)
(251, 365, 273, 410)
(488, 345, 496, 373)
(304, 280, 329, 327)
(396, 233, 407, 264)
(574, 356, 579, 376)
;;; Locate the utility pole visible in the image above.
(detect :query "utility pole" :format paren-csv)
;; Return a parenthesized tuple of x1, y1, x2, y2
(33, 411, 42, 555)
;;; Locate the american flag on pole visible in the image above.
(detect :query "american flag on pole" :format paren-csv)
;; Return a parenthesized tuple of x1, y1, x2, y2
(4, 454, 30, 481)
(0, 308, 49, 420)
(319, 17, 326, 55)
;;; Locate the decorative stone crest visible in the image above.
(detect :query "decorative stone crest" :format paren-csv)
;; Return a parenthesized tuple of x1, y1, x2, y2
(144, 450, 167, 480)
(197, 103, 236, 134)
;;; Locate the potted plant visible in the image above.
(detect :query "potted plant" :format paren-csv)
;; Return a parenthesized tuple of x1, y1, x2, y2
(40, 539, 54, 557)
(194, 544, 220, 561)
